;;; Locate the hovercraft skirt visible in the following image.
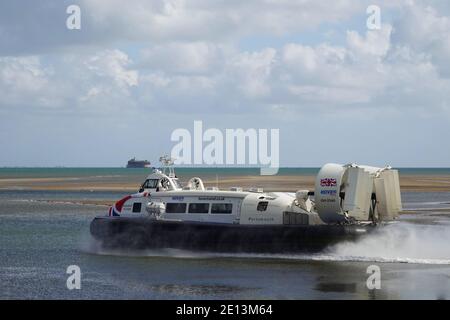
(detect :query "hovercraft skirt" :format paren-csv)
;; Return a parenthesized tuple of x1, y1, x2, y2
(90, 217, 374, 253)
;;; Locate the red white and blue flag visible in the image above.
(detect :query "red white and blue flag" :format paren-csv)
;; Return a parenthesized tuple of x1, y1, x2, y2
(320, 178, 337, 187)
(108, 192, 150, 217)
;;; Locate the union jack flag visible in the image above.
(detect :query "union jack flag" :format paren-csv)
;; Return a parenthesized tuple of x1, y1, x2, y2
(107, 192, 150, 217)
(320, 178, 337, 187)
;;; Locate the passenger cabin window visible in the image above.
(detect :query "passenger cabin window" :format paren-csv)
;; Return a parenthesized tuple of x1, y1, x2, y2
(166, 203, 187, 213)
(257, 201, 269, 212)
(142, 179, 159, 189)
(188, 203, 209, 214)
(132, 202, 142, 213)
(211, 203, 233, 214)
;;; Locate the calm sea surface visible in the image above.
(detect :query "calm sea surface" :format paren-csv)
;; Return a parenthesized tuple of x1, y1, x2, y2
(1, 167, 450, 178)
(1, 168, 450, 299)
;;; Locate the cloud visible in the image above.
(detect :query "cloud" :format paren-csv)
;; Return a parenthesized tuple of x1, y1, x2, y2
(347, 24, 392, 57)
(139, 42, 227, 75)
(85, 49, 138, 90)
(0, 56, 52, 108)
(2, 13, 448, 117)
(0, 0, 364, 55)
(227, 48, 276, 98)
(0, 49, 139, 113)
(1, 0, 450, 166)
(391, 2, 450, 77)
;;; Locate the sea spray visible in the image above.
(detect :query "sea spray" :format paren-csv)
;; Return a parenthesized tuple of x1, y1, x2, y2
(322, 223, 450, 264)
(80, 222, 450, 265)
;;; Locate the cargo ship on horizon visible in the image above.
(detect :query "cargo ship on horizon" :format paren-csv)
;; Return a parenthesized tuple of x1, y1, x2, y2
(126, 157, 152, 168)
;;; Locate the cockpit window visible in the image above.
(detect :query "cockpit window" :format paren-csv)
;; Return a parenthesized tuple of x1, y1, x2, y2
(142, 179, 159, 189)
(257, 201, 269, 212)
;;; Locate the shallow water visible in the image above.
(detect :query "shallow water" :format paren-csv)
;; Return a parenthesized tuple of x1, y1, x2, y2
(1, 190, 450, 299)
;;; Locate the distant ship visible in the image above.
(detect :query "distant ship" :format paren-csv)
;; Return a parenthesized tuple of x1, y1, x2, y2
(126, 157, 151, 168)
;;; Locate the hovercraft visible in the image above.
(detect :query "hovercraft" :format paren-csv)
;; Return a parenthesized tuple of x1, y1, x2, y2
(90, 156, 402, 253)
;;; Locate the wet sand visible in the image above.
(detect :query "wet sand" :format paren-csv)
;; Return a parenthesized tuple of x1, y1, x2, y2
(1, 174, 450, 193)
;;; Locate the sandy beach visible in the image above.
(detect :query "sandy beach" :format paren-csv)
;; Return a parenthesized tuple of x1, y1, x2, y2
(1, 173, 450, 193)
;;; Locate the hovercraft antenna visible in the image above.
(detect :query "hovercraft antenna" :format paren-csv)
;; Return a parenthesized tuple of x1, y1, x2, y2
(159, 155, 176, 178)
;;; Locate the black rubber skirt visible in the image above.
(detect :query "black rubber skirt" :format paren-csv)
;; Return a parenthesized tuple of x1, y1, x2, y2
(90, 217, 375, 253)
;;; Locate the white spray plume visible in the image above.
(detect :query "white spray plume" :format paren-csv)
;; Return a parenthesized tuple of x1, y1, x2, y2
(80, 222, 450, 265)
(323, 223, 450, 264)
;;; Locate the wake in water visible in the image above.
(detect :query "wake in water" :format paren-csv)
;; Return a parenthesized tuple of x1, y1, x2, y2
(319, 223, 450, 265)
(81, 223, 450, 265)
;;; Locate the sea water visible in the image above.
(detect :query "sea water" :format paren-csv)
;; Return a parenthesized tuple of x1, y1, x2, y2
(1, 168, 450, 299)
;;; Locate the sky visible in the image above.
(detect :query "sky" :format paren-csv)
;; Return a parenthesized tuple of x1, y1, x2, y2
(0, 0, 449, 168)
